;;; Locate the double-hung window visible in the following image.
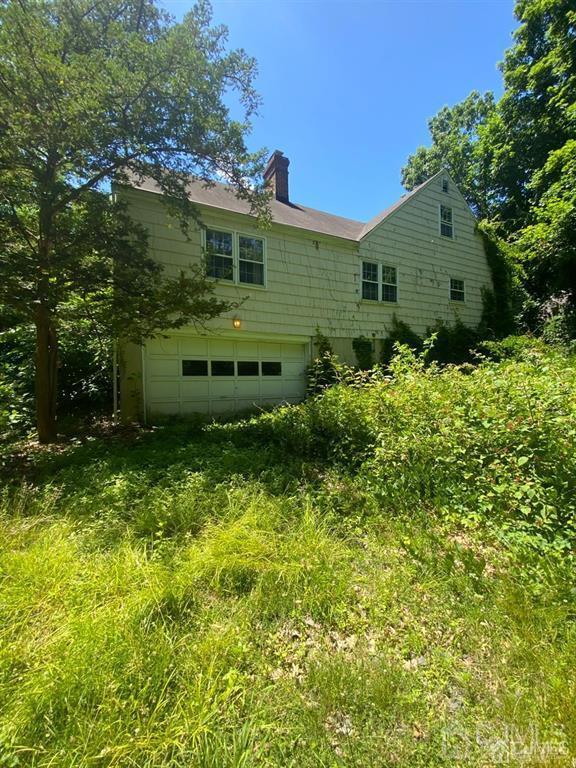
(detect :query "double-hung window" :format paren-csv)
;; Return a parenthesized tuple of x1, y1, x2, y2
(205, 228, 265, 286)
(361, 261, 398, 303)
(450, 277, 465, 302)
(206, 229, 234, 281)
(440, 205, 454, 238)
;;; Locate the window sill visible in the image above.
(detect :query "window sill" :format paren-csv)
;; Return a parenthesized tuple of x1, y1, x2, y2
(359, 299, 399, 306)
(210, 278, 267, 291)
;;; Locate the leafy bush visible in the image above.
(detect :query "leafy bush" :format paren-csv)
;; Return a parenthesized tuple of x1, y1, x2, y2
(425, 319, 481, 365)
(380, 315, 423, 365)
(352, 335, 374, 369)
(252, 343, 576, 562)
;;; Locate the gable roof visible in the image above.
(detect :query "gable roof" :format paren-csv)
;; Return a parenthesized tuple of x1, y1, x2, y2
(125, 169, 448, 243)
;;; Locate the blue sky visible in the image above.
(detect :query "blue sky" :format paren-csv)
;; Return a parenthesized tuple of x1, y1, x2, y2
(163, 0, 518, 222)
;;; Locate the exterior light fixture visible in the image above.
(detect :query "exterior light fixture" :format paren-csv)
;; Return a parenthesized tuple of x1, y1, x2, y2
(233, 317, 241, 329)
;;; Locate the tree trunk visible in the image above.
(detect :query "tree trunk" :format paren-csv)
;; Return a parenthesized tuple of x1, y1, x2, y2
(35, 305, 59, 444)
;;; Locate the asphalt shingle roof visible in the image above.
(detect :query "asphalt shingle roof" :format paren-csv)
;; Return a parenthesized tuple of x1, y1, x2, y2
(127, 171, 441, 242)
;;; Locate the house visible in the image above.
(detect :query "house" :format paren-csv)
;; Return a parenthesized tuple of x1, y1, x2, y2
(116, 150, 492, 421)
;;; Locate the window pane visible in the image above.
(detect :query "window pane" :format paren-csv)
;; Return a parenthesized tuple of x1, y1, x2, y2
(239, 259, 264, 285)
(206, 229, 232, 256)
(382, 265, 397, 285)
(440, 205, 452, 224)
(362, 281, 378, 301)
(207, 254, 233, 280)
(362, 261, 378, 282)
(239, 236, 264, 263)
(382, 284, 397, 303)
(442, 178, 449, 193)
(441, 222, 454, 238)
(238, 361, 259, 376)
(211, 360, 234, 376)
(182, 360, 208, 376)
(262, 361, 281, 376)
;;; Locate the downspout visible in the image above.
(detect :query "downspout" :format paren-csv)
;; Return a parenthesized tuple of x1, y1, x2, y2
(112, 341, 118, 423)
(141, 343, 148, 426)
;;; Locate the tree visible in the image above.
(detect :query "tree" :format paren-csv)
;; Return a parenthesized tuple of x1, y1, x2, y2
(0, 0, 268, 443)
(401, 91, 496, 218)
(402, 0, 576, 330)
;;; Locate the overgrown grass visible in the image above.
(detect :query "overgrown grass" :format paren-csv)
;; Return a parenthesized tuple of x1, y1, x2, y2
(1, 344, 575, 766)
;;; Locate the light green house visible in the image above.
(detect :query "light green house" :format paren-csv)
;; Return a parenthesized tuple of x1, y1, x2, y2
(116, 150, 492, 421)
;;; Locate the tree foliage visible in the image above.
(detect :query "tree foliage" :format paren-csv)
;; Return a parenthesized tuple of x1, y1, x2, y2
(402, 0, 576, 326)
(0, 0, 268, 442)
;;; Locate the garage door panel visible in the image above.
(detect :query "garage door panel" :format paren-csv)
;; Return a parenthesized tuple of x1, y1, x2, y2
(211, 380, 236, 398)
(149, 380, 179, 399)
(148, 358, 179, 377)
(210, 340, 235, 357)
(147, 338, 178, 355)
(235, 342, 259, 358)
(281, 344, 306, 360)
(259, 342, 282, 357)
(180, 381, 210, 397)
(260, 380, 284, 397)
(179, 338, 209, 356)
(181, 400, 210, 414)
(281, 361, 306, 377)
(149, 401, 180, 415)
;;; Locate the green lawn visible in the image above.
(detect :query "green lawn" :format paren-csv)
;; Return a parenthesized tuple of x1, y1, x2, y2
(1, 346, 575, 767)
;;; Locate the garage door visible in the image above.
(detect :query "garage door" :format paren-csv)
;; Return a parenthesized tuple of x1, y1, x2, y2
(145, 336, 308, 416)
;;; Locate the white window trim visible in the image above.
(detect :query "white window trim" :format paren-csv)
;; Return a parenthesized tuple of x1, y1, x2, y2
(203, 226, 267, 289)
(439, 204, 454, 239)
(360, 260, 399, 304)
(449, 277, 466, 303)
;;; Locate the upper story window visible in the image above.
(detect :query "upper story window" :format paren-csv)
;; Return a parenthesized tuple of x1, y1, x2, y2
(205, 228, 265, 286)
(450, 277, 465, 302)
(440, 205, 453, 238)
(442, 177, 449, 194)
(361, 261, 398, 303)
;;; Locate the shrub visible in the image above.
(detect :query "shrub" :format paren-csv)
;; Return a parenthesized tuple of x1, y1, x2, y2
(380, 316, 423, 365)
(425, 319, 481, 365)
(352, 335, 374, 370)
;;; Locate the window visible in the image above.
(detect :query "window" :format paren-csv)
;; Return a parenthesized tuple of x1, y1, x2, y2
(361, 261, 398, 303)
(206, 229, 234, 280)
(182, 360, 208, 376)
(211, 360, 234, 376)
(442, 177, 449, 194)
(238, 361, 259, 376)
(362, 261, 379, 301)
(205, 228, 265, 286)
(440, 205, 453, 238)
(262, 361, 282, 376)
(381, 265, 398, 303)
(239, 236, 264, 285)
(450, 278, 465, 302)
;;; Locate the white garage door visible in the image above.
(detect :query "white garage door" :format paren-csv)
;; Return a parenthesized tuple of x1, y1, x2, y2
(145, 336, 308, 416)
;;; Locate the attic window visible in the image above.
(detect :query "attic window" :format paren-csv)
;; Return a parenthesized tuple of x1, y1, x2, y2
(440, 205, 453, 238)
(442, 177, 449, 194)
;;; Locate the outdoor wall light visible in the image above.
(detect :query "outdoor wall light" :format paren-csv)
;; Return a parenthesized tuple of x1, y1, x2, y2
(233, 317, 241, 329)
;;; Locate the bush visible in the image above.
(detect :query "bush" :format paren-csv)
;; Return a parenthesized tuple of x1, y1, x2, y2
(380, 316, 423, 365)
(352, 335, 374, 369)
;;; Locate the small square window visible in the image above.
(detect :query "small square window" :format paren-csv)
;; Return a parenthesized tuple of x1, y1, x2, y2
(238, 361, 259, 376)
(440, 205, 453, 238)
(211, 360, 234, 376)
(262, 361, 281, 376)
(450, 278, 465, 302)
(182, 360, 208, 376)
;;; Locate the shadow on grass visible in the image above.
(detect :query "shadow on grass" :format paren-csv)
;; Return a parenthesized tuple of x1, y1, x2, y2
(0, 416, 316, 515)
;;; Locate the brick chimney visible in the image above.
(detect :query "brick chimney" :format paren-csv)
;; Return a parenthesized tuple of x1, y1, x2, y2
(264, 150, 290, 203)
